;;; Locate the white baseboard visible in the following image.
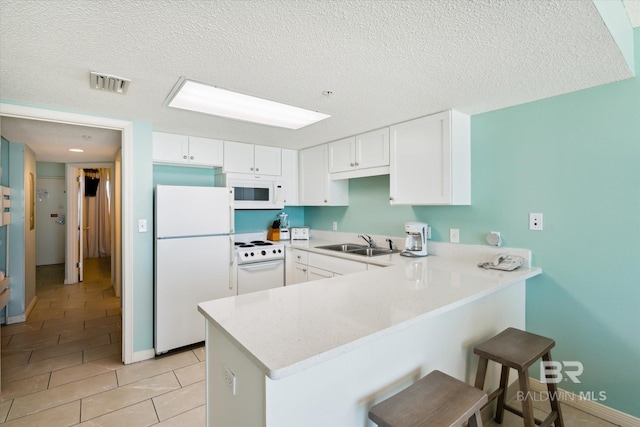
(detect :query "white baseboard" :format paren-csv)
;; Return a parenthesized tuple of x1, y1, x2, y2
(131, 349, 155, 364)
(7, 314, 26, 324)
(527, 378, 640, 427)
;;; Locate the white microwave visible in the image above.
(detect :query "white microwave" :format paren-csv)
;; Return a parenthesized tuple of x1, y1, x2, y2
(215, 173, 284, 210)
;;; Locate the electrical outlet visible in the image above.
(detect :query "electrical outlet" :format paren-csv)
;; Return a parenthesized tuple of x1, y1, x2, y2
(138, 219, 147, 233)
(332, 221, 337, 231)
(224, 364, 237, 395)
(449, 228, 460, 243)
(529, 213, 543, 231)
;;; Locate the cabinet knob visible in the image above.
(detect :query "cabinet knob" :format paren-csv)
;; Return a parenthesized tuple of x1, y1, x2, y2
(389, 196, 394, 201)
(190, 156, 194, 160)
(256, 167, 260, 172)
(297, 255, 301, 260)
(303, 268, 307, 273)
(350, 163, 355, 167)
(355, 162, 359, 166)
(250, 167, 254, 171)
(183, 155, 188, 159)
(324, 199, 328, 203)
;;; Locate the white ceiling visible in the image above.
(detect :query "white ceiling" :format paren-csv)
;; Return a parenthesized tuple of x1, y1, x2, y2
(0, 0, 638, 163)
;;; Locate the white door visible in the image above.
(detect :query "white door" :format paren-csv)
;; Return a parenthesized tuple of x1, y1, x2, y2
(35, 177, 66, 265)
(77, 170, 85, 282)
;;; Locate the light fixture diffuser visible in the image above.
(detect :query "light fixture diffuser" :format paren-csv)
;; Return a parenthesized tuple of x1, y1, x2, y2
(166, 79, 330, 129)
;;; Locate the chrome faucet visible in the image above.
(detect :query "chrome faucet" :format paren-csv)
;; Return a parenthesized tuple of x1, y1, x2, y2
(358, 234, 376, 248)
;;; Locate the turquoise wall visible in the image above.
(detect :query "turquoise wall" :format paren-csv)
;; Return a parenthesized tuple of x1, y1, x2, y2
(7, 142, 26, 317)
(306, 29, 640, 418)
(36, 161, 65, 177)
(153, 164, 305, 234)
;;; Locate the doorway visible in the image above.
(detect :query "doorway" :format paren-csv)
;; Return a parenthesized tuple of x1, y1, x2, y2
(0, 103, 135, 364)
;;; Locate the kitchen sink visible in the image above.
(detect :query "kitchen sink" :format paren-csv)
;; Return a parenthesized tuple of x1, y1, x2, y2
(348, 248, 400, 257)
(317, 243, 400, 257)
(316, 243, 368, 252)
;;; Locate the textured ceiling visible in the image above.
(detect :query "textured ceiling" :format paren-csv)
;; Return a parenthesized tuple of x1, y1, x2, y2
(0, 0, 637, 162)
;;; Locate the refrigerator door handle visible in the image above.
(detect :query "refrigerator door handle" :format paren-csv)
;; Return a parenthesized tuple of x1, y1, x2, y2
(229, 188, 235, 233)
(229, 235, 234, 290)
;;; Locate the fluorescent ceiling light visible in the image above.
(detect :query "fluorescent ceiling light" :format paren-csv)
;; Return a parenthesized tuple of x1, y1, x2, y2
(69, 148, 84, 152)
(167, 79, 330, 130)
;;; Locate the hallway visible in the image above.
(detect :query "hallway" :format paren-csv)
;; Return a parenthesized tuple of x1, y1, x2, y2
(0, 258, 205, 426)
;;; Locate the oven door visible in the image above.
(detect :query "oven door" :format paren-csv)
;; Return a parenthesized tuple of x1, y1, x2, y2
(237, 260, 285, 295)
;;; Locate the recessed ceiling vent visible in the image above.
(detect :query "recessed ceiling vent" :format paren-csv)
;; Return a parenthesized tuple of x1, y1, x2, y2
(90, 71, 131, 94)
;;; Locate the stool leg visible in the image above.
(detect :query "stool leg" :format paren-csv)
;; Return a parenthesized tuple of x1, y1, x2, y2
(469, 410, 484, 427)
(474, 357, 489, 390)
(542, 352, 565, 427)
(494, 365, 509, 423)
(517, 369, 536, 427)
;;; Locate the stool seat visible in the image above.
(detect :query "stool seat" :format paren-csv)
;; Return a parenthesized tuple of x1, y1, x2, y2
(369, 370, 488, 427)
(474, 327, 555, 370)
(474, 327, 564, 427)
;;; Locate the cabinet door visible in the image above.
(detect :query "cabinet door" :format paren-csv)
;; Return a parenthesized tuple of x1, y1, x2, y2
(299, 145, 328, 205)
(223, 141, 255, 173)
(307, 267, 333, 281)
(356, 128, 389, 169)
(188, 136, 224, 166)
(292, 263, 308, 284)
(390, 112, 451, 205)
(153, 132, 189, 164)
(281, 149, 299, 205)
(254, 145, 282, 175)
(328, 137, 356, 173)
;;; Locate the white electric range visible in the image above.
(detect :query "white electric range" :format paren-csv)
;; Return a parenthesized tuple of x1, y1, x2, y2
(234, 236, 285, 295)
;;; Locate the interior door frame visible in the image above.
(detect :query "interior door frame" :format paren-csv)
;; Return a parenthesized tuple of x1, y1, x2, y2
(0, 103, 135, 365)
(66, 163, 114, 285)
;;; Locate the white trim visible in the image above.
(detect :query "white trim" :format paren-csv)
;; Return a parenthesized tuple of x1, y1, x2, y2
(7, 314, 26, 324)
(0, 103, 135, 365)
(132, 348, 156, 363)
(528, 378, 640, 427)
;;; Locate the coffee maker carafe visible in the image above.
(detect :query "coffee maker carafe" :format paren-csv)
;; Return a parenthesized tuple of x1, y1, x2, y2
(402, 222, 428, 257)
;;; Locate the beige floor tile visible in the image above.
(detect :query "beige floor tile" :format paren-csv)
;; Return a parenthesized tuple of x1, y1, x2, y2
(106, 307, 121, 317)
(4, 329, 61, 351)
(1, 321, 43, 337)
(155, 405, 206, 427)
(61, 307, 107, 322)
(0, 351, 32, 370)
(116, 351, 198, 387)
(153, 380, 205, 421)
(31, 334, 110, 363)
(8, 371, 116, 420)
(85, 314, 121, 329)
(90, 354, 124, 371)
(0, 398, 13, 422)
(110, 331, 122, 343)
(84, 342, 121, 363)
(3, 351, 83, 383)
(193, 346, 206, 362)
(174, 360, 206, 387)
(2, 400, 80, 427)
(49, 360, 117, 388)
(26, 307, 66, 322)
(85, 298, 121, 310)
(81, 371, 180, 421)
(58, 322, 120, 344)
(78, 399, 159, 426)
(0, 372, 50, 401)
(41, 316, 86, 331)
(1, 335, 10, 346)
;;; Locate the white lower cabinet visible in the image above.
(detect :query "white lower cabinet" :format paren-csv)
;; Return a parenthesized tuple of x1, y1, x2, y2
(307, 266, 334, 281)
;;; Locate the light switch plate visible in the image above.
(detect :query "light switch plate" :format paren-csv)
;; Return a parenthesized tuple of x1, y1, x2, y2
(138, 219, 148, 233)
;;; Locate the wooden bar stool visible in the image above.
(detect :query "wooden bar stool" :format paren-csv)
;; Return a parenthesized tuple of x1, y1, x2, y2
(473, 327, 564, 427)
(369, 370, 488, 427)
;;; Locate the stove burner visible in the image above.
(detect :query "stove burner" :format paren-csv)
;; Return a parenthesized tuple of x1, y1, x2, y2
(238, 243, 254, 248)
(251, 240, 272, 246)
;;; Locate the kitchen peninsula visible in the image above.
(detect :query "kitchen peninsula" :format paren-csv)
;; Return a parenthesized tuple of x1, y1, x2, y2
(198, 240, 541, 427)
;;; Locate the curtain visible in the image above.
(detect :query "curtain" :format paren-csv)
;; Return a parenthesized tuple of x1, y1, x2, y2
(84, 168, 111, 258)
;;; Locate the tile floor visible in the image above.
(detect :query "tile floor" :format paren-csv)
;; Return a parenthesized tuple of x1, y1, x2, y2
(1, 258, 205, 426)
(0, 258, 621, 426)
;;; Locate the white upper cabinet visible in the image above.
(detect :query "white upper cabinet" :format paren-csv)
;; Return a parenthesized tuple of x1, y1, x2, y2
(299, 144, 348, 206)
(280, 148, 299, 206)
(328, 128, 390, 179)
(223, 141, 281, 175)
(152, 132, 223, 167)
(389, 110, 470, 205)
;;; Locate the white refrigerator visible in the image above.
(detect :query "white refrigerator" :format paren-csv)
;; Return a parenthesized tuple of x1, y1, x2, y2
(154, 185, 235, 354)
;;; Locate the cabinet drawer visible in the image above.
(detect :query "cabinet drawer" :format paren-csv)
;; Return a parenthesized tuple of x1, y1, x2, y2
(308, 253, 367, 275)
(291, 249, 308, 265)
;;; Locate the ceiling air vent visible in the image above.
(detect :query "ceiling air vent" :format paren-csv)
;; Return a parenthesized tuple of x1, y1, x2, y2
(90, 71, 131, 94)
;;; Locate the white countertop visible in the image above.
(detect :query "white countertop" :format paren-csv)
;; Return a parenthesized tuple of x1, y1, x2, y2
(198, 238, 541, 380)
